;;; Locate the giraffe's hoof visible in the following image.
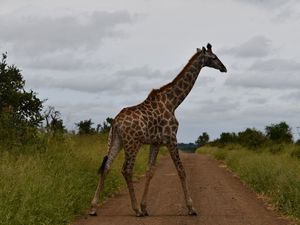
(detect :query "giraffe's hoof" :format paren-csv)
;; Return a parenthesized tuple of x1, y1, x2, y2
(89, 210, 97, 216)
(135, 210, 145, 217)
(88, 207, 98, 216)
(188, 208, 198, 216)
(142, 210, 149, 216)
(140, 204, 149, 216)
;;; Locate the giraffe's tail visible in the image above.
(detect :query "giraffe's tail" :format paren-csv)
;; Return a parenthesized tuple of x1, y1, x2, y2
(97, 125, 122, 175)
(98, 155, 108, 175)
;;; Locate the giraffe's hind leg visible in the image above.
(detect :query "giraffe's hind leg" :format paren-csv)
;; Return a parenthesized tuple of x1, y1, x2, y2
(122, 143, 144, 217)
(168, 143, 197, 216)
(89, 134, 122, 216)
(140, 144, 159, 216)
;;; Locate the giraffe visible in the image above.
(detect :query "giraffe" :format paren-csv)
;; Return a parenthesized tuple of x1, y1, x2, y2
(89, 43, 227, 217)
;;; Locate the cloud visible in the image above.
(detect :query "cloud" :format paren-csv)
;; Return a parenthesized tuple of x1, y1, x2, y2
(235, 0, 291, 8)
(271, 5, 300, 22)
(21, 50, 106, 71)
(240, 102, 300, 122)
(247, 97, 268, 104)
(0, 10, 134, 56)
(26, 73, 121, 94)
(250, 58, 300, 72)
(225, 71, 300, 90)
(26, 66, 171, 95)
(234, 0, 300, 22)
(279, 91, 300, 102)
(225, 56, 300, 89)
(221, 36, 272, 58)
(189, 97, 241, 115)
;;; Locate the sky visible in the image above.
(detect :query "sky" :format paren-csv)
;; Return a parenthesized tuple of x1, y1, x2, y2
(1, 0, 300, 142)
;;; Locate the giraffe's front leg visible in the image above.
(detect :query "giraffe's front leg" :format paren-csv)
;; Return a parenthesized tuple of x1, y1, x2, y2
(168, 144, 197, 216)
(140, 144, 159, 216)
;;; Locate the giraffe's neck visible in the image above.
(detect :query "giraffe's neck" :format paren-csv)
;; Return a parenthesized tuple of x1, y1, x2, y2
(159, 52, 203, 111)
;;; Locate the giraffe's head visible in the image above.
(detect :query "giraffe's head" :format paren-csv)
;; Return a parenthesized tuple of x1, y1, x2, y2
(197, 43, 227, 73)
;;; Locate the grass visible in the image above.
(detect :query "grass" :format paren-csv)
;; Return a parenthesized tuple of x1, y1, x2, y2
(0, 134, 166, 225)
(198, 144, 300, 222)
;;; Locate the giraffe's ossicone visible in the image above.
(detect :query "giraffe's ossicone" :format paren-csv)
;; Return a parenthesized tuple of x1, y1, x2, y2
(89, 43, 227, 217)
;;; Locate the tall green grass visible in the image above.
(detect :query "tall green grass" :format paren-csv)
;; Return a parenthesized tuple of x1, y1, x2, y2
(198, 145, 300, 221)
(0, 134, 165, 225)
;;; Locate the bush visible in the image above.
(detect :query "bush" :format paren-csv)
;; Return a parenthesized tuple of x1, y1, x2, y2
(238, 128, 267, 150)
(75, 119, 96, 135)
(268, 143, 284, 154)
(291, 146, 300, 159)
(265, 122, 293, 144)
(0, 111, 40, 148)
(0, 53, 44, 147)
(195, 132, 210, 147)
(214, 149, 227, 160)
(211, 132, 238, 147)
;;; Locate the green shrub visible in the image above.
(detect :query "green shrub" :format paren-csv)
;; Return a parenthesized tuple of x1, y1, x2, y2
(291, 146, 300, 159)
(0, 53, 44, 147)
(214, 149, 227, 160)
(265, 122, 293, 144)
(238, 128, 267, 150)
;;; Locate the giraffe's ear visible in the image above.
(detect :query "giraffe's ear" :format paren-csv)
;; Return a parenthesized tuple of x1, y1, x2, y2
(197, 48, 201, 53)
(202, 46, 206, 53)
(207, 43, 212, 52)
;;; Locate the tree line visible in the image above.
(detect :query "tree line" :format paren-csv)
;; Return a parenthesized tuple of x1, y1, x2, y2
(196, 121, 300, 153)
(0, 53, 112, 147)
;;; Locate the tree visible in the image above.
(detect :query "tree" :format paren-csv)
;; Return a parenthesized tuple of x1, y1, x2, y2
(0, 53, 44, 144)
(177, 143, 197, 152)
(238, 128, 267, 149)
(195, 132, 209, 147)
(210, 132, 238, 146)
(0, 53, 43, 126)
(265, 121, 293, 143)
(296, 127, 300, 144)
(97, 117, 114, 134)
(43, 106, 65, 134)
(76, 119, 96, 135)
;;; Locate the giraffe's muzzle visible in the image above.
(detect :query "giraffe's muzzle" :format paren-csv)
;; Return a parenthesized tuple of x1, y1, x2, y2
(220, 66, 227, 73)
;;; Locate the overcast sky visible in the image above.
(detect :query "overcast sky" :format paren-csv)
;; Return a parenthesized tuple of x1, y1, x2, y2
(1, 0, 300, 142)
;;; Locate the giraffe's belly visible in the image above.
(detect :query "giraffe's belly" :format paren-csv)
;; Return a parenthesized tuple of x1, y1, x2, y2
(142, 127, 163, 144)
(116, 110, 177, 145)
(141, 125, 176, 145)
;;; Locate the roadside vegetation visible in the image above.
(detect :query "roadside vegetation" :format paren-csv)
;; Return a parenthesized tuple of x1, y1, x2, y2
(197, 122, 300, 221)
(0, 53, 166, 225)
(0, 134, 162, 225)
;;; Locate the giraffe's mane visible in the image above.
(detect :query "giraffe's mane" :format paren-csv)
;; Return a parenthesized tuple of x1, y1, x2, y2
(146, 51, 200, 100)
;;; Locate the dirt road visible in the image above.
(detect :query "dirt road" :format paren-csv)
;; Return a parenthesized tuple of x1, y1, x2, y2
(73, 153, 292, 225)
